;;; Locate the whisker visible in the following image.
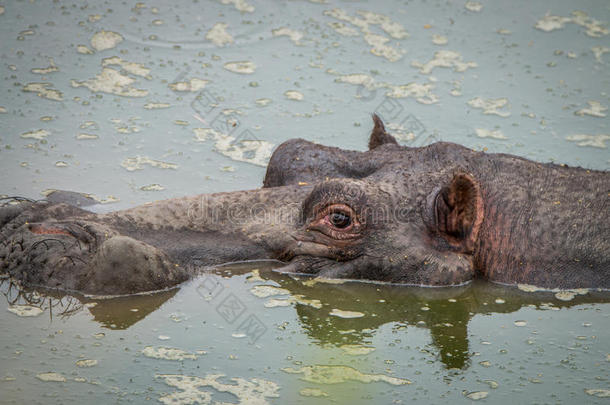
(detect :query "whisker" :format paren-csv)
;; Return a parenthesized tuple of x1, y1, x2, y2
(30, 238, 67, 252)
(62, 255, 87, 266)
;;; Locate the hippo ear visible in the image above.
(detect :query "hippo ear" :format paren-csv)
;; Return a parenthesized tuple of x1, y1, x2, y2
(433, 173, 484, 253)
(369, 114, 398, 150)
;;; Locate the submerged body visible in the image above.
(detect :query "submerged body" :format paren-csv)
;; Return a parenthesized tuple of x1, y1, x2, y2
(1, 116, 608, 294)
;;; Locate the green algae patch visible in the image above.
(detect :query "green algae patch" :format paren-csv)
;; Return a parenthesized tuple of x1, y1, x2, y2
(90, 30, 123, 51)
(467, 97, 510, 117)
(169, 78, 208, 92)
(141, 346, 201, 361)
(301, 277, 347, 287)
(464, 1, 483, 12)
(193, 127, 274, 167)
(144, 102, 171, 110)
(121, 156, 178, 171)
(517, 284, 591, 301)
(565, 134, 609, 149)
(323, 9, 407, 62)
(71, 68, 148, 97)
(535, 11, 609, 38)
(7, 305, 43, 317)
(282, 365, 411, 385)
(250, 285, 290, 298)
(264, 295, 322, 309)
(206, 23, 233, 47)
(102, 57, 151, 79)
(575, 101, 607, 118)
(329, 308, 364, 318)
(223, 61, 256, 74)
(140, 184, 165, 191)
(412, 50, 477, 74)
(246, 269, 265, 283)
(219, 0, 254, 13)
(272, 27, 303, 45)
(75, 359, 98, 368)
(22, 83, 64, 101)
(475, 129, 507, 140)
(299, 387, 329, 397)
(157, 373, 279, 405)
(585, 389, 610, 398)
(339, 344, 376, 355)
(36, 372, 66, 382)
(284, 90, 304, 101)
(465, 391, 488, 400)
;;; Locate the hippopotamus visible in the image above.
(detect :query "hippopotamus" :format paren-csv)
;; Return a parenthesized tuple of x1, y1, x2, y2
(1, 115, 608, 295)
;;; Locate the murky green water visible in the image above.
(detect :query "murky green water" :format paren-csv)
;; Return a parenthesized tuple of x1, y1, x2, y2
(1, 263, 609, 404)
(0, 0, 608, 403)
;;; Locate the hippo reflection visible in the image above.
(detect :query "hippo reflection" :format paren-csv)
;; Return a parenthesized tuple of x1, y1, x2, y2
(3, 263, 608, 370)
(0, 115, 608, 295)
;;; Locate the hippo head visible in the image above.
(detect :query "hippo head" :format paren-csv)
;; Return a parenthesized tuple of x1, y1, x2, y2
(263, 115, 484, 286)
(4, 114, 605, 294)
(0, 115, 487, 293)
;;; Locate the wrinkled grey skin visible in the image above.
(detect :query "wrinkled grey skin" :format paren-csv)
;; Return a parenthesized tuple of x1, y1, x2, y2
(1, 116, 608, 294)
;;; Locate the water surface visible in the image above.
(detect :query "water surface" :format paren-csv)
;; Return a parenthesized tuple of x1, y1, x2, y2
(0, 0, 608, 403)
(2, 263, 609, 404)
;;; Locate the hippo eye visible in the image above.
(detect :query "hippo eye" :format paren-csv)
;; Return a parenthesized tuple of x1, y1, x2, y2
(329, 211, 351, 229)
(307, 203, 361, 240)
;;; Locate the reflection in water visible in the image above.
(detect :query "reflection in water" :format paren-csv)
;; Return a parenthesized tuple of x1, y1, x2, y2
(245, 266, 610, 369)
(1, 277, 178, 329)
(1, 277, 84, 321)
(3, 262, 608, 370)
(85, 289, 179, 329)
